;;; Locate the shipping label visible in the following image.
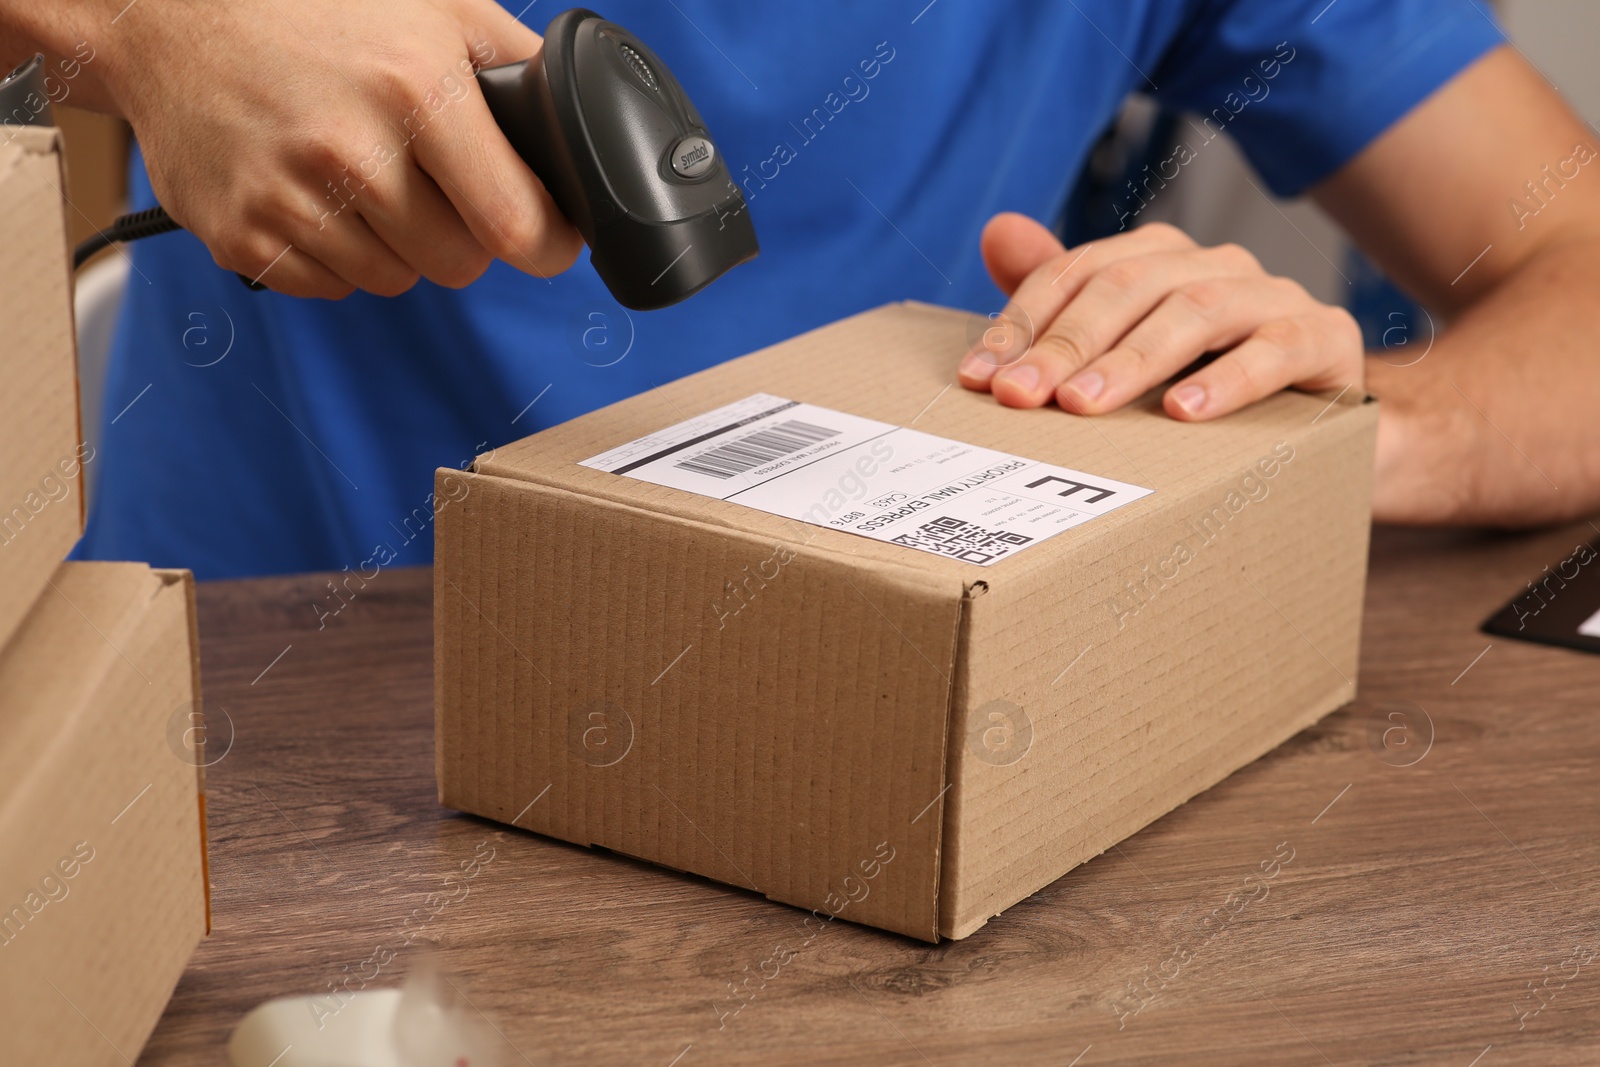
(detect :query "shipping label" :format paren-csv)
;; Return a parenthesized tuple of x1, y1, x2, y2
(581, 394, 1153, 566)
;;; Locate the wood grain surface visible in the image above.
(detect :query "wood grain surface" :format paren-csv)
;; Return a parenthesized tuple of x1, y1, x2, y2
(137, 521, 1600, 1066)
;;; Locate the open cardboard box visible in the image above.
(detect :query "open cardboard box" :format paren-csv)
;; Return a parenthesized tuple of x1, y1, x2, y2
(435, 302, 1375, 941)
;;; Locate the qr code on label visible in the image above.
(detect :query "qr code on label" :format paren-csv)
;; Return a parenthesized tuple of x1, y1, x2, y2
(891, 516, 1033, 564)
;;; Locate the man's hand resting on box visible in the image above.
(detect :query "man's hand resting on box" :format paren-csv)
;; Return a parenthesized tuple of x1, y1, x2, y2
(957, 214, 1364, 422)
(961, 49, 1600, 530)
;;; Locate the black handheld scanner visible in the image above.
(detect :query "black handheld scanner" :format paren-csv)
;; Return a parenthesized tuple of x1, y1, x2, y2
(476, 8, 759, 310)
(42, 8, 757, 308)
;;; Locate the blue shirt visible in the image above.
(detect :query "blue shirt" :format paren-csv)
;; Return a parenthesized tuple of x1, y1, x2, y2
(77, 0, 1502, 579)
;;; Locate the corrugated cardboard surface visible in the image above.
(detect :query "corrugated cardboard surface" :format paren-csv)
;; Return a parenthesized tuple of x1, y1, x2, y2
(438, 302, 1375, 940)
(436, 473, 960, 938)
(0, 561, 208, 1063)
(941, 394, 1374, 937)
(0, 126, 83, 648)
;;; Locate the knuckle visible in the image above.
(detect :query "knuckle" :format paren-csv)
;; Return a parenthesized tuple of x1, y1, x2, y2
(207, 244, 241, 275)
(550, 226, 584, 272)
(1213, 242, 1260, 273)
(1173, 278, 1229, 317)
(298, 134, 376, 210)
(1218, 354, 1264, 395)
(430, 247, 494, 289)
(485, 202, 543, 257)
(299, 277, 356, 300)
(1324, 304, 1361, 340)
(351, 170, 400, 215)
(214, 231, 281, 275)
(1034, 322, 1095, 368)
(1266, 274, 1310, 304)
(377, 59, 435, 115)
(239, 189, 291, 230)
(1117, 334, 1162, 375)
(1321, 306, 1365, 359)
(1043, 247, 1093, 286)
(1256, 317, 1310, 353)
(1141, 221, 1192, 247)
(1094, 258, 1146, 295)
(367, 267, 421, 298)
(300, 131, 352, 179)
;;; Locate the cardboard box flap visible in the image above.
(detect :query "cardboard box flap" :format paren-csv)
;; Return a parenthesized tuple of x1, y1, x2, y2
(154, 566, 212, 935)
(977, 384, 1376, 592)
(0, 560, 208, 1061)
(475, 303, 1370, 586)
(0, 562, 164, 802)
(0, 124, 84, 650)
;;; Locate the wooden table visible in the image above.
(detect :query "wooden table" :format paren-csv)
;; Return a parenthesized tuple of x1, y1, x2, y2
(141, 521, 1600, 1066)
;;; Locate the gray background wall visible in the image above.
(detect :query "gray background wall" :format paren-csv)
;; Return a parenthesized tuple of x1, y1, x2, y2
(1149, 0, 1598, 306)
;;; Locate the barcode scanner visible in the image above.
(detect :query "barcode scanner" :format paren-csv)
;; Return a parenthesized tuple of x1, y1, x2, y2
(477, 8, 759, 309)
(33, 7, 758, 308)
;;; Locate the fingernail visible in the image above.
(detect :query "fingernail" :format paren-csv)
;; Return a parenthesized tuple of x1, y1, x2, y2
(959, 349, 998, 382)
(1172, 383, 1207, 415)
(1064, 370, 1104, 403)
(995, 364, 1040, 396)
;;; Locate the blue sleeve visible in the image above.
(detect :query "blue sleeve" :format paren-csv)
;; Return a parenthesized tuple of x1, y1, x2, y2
(1150, 0, 1506, 196)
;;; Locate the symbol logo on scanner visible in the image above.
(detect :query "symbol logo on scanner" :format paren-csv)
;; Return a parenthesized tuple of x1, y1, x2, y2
(671, 135, 716, 179)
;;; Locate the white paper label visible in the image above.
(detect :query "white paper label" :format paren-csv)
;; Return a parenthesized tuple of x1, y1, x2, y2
(581, 394, 1153, 566)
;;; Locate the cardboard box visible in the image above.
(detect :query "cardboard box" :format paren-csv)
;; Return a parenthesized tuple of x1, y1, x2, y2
(435, 302, 1376, 940)
(0, 561, 209, 1062)
(0, 126, 86, 649)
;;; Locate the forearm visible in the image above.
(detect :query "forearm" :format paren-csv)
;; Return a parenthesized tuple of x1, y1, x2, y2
(1370, 233, 1600, 527)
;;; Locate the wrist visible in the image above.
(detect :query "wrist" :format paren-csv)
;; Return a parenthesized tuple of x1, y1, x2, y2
(1366, 354, 1482, 524)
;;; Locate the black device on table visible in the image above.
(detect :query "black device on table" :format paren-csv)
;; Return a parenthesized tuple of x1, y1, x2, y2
(2, 7, 757, 310)
(1482, 537, 1600, 655)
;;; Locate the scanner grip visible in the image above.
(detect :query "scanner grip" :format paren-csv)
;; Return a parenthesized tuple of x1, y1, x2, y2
(477, 59, 594, 236)
(474, 9, 757, 311)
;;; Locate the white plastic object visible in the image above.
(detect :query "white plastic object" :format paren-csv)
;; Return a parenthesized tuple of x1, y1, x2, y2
(228, 965, 500, 1067)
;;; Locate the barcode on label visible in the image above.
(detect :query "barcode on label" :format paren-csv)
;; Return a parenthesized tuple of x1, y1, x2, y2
(891, 516, 1034, 564)
(674, 419, 841, 480)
